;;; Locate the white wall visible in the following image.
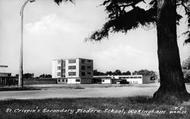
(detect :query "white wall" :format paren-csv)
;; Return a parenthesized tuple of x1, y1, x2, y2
(114, 75, 143, 84)
(65, 59, 80, 78)
(67, 78, 80, 84)
(52, 60, 59, 78)
(127, 78, 142, 84)
(102, 79, 111, 84)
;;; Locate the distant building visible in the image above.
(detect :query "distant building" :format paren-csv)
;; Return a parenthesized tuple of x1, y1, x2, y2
(116, 75, 143, 84)
(52, 58, 93, 84)
(93, 75, 157, 84)
(0, 65, 17, 86)
(93, 75, 114, 84)
(93, 75, 143, 84)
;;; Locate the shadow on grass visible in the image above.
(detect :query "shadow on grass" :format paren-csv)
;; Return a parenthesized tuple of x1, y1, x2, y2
(0, 87, 40, 91)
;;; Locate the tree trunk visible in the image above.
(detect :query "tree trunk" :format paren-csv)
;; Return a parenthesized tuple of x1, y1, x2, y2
(153, 0, 190, 101)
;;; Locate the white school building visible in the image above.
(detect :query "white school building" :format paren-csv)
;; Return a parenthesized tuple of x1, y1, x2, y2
(52, 58, 93, 84)
(93, 75, 143, 84)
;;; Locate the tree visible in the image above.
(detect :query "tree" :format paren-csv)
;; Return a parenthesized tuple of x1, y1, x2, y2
(89, 0, 190, 101)
(133, 69, 158, 80)
(122, 71, 131, 75)
(105, 71, 113, 75)
(93, 69, 105, 76)
(113, 69, 122, 75)
(54, 0, 190, 101)
(39, 74, 52, 78)
(23, 73, 34, 79)
(133, 69, 157, 76)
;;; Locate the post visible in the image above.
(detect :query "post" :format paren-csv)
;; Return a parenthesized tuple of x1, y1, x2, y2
(19, 0, 35, 88)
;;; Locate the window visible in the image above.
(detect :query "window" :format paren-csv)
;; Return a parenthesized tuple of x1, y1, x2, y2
(87, 66, 92, 69)
(81, 59, 85, 63)
(68, 72, 76, 76)
(68, 66, 76, 69)
(87, 60, 92, 63)
(81, 72, 85, 76)
(81, 66, 86, 70)
(62, 61, 66, 66)
(76, 79, 80, 82)
(57, 66, 61, 70)
(57, 72, 61, 76)
(69, 59, 76, 63)
(58, 60, 62, 64)
(87, 72, 91, 75)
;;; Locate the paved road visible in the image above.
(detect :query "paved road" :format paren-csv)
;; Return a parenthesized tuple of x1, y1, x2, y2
(0, 83, 189, 100)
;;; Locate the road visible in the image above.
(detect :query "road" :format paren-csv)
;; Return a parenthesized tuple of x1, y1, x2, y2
(0, 83, 190, 100)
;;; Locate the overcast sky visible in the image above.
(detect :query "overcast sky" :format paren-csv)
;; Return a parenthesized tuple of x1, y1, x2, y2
(0, 0, 189, 76)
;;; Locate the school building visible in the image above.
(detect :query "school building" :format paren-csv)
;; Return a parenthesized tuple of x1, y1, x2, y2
(52, 58, 93, 84)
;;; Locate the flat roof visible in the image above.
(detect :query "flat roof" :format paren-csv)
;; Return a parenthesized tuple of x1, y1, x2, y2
(93, 75, 142, 78)
(52, 58, 93, 61)
(0, 72, 11, 77)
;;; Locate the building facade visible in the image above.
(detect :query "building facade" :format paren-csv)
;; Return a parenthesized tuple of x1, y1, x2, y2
(0, 65, 17, 86)
(0, 73, 17, 86)
(93, 75, 143, 84)
(52, 58, 93, 84)
(93, 75, 158, 84)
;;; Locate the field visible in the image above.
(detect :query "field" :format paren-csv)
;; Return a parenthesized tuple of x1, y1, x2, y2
(0, 97, 190, 119)
(0, 84, 190, 119)
(0, 83, 160, 100)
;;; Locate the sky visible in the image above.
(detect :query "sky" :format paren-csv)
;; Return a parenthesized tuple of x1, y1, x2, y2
(0, 0, 190, 76)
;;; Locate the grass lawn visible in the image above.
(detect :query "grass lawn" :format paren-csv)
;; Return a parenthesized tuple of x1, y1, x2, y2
(0, 97, 190, 119)
(0, 87, 40, 91)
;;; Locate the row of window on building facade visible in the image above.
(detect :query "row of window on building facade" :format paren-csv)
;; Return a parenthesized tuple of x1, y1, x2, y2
(57, 71, 92, 76)
(57, 59, 92, 64)
(57, 65, 92, 70)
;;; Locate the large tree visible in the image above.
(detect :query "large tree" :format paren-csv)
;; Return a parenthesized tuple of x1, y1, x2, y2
(54, 0, 190, 101)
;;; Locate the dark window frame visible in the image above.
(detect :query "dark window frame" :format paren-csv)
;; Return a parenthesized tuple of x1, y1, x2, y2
(81, 72, 86, 76)
(68, 65, 76, 70)
(68, 59, 76, 63)
(68, 72, 76, 76)
(57, 72, 61, 76)
(57, 66, 61, 70)
(76, 79, 80, 82)
(81, 66, 86, 70)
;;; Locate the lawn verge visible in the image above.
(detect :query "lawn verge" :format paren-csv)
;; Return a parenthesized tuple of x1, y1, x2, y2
(0, 96, 189, 119)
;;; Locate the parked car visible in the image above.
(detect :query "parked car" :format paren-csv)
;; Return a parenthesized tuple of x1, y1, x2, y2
(119, 80, 129, 84)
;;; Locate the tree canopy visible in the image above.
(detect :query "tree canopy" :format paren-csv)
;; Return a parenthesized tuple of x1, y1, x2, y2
(54, 0, 190, 42)
(39, 74, 52, 78)
(89, 0, 190, 42)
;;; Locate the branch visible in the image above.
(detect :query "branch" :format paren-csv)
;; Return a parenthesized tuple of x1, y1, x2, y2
(180, 0, 190, 15)
(54, 0, 73, 5)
